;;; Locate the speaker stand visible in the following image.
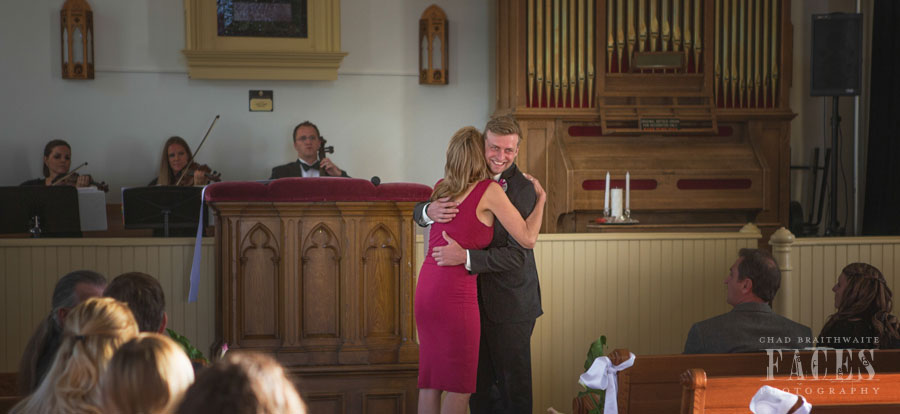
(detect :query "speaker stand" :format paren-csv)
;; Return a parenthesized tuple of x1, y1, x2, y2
(824, 96, 845, 236)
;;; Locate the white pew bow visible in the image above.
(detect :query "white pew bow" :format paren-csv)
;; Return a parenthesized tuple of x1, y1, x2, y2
(578, 352, 636, 414)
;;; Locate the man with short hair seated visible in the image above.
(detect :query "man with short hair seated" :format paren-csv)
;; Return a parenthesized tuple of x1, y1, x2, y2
(104, 272, 167, 333)
(683, 248, 812, 354)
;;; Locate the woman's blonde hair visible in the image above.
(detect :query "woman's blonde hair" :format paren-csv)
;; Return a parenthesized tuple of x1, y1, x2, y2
(177, 352, 307, 414)
(11, 297, 139, 414)
(157, 136, 193, 185)
(101, 333, 195, 414)
(430, 126, 491, 202)
(823, 263, 900, 348)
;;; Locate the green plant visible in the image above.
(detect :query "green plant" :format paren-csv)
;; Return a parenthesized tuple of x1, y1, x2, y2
(166, 328, 209, 365)
(576, 335, 607, 414)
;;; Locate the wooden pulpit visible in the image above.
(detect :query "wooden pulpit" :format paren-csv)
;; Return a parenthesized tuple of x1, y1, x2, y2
(206, 178, 432, 414)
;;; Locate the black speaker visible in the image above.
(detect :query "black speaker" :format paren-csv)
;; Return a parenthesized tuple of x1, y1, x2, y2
(811, 13, 863, 96)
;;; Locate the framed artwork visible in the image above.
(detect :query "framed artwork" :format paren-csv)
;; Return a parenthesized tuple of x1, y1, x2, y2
(184, 0, 346, 80)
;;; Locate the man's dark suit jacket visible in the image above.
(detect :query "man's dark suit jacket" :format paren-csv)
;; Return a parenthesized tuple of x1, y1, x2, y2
(683, 302, 813, 354)
(414, 164, 542, 323)
(269, 160, 349, 179)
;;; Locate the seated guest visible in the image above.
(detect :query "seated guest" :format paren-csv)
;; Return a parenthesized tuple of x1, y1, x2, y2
(177, 352, 307, 414)
(21, 139, 94, 187)
(10, 297, 139, 414)
(270, 121, 349, 178)
(101, 333, 195, 414)
(17, 270, 107, 394)
(104, 272, 167, 333)
(149, 136, 217, 186)
(683, 248, 812, 353)
(819, 263, 900, 349)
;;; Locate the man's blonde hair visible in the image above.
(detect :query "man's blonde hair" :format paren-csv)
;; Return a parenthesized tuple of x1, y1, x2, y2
(484, 114, 523, 144)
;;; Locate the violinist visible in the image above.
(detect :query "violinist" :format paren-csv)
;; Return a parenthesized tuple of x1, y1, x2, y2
(149, 136, 219, 186)
(21, 140, 94, 188)
(270, 121, 349, 179)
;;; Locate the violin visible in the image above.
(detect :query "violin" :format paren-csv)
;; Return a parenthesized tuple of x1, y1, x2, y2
(50, 162, 110, 192)
(176, 162, 221, 186)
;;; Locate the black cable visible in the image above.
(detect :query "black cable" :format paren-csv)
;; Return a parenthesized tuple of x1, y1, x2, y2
(838, 120, 850, 233)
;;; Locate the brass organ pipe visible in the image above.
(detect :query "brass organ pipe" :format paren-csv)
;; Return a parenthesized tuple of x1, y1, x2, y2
(553, 0, 561, 106)
(546, 0, 552, 105)
(616, 0, 624, 71)
(663, 0, 671, 52)
(528, 0, 534, 106)
(587, 0, 594, 106)
(739, 0, 746, 107)
(694, 0, 701, 72)
(569, 0, 576, 106)
(714, 0, 721, 102)
(638, 0, 647, 53)
(730, 0, 737, 107)
(650, 0, 658, 55)
(753, 0, 761, 107)
(561, 0, 568, 106)
(762, 0, 769, 105)
(537, 0, 545, 106)
(674, 0, 682, 53)
(627, 0, 635, 70)
(684, 0, 691, 66)
(578, 0, 585, 103)
(771, 0, 778, 106)
(607, 0, 614, 72)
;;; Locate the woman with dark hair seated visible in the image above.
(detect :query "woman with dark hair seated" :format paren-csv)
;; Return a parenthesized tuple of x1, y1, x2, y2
(21, 139, 93, 187)
(819, 263, 900, 349)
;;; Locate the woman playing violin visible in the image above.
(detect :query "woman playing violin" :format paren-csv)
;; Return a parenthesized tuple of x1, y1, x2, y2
(21, 140, 93, 188)
(149, 136, 219, 186)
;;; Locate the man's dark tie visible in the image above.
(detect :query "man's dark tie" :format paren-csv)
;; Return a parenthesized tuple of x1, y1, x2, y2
(300, 160, 320, 172)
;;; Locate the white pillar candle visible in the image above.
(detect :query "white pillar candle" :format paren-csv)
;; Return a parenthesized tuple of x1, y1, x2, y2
(625, 171, 630, 211)
(604, 171, 611, 213)
(611, 188, 623, 218)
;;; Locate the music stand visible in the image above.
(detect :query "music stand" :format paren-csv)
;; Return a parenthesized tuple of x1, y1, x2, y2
(0, 186, 82, 237)
(123, 187, 207, 237)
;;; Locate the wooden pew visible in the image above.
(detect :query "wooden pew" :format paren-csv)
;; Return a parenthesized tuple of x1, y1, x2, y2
(681, 368, 900, 414)
(573, 349, 900, 414)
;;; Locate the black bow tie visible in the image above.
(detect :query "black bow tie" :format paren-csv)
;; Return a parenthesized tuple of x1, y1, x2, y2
(300, 160, 320, 171)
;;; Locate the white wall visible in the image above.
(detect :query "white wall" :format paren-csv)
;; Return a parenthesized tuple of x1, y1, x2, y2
(0, 0, 495, 199)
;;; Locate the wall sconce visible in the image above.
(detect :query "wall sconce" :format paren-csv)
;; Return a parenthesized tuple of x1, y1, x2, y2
(60, 0, 94, 79)
(419, 5, 448, 85)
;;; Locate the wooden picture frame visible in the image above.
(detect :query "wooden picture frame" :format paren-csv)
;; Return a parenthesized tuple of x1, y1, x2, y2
(183, 0, 347, 80)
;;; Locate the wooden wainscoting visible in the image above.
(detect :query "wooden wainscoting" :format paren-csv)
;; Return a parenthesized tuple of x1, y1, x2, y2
(0, 238, 216, 372)
(417, 228, 762, 413)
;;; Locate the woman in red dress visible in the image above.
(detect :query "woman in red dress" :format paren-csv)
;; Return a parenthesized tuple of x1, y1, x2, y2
(415, 126, 546, 414)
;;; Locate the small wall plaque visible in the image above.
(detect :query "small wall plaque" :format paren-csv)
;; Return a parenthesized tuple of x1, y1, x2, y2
(249, 90, 273, 112)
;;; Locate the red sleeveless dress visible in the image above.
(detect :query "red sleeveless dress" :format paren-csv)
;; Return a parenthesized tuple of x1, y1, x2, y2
(415, 179, 495, 393)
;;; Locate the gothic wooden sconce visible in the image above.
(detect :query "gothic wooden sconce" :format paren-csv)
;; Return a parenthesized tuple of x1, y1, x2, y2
(419, 5, 448, 85)
(60, 0, 94, 79)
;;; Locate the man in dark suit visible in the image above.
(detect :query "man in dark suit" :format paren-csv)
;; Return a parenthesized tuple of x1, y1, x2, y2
(270, 121, 349, 179)
(683, 248, 812, 354)
(413, 115, 542, 413)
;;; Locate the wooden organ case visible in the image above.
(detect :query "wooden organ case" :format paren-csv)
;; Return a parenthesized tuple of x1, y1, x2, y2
(497, 0, 793, 240)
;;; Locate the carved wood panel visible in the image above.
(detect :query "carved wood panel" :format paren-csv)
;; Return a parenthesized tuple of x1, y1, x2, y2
(237, 222, 282, 346)
(362, 224, 401, 340)
(301, 223, 342, 340)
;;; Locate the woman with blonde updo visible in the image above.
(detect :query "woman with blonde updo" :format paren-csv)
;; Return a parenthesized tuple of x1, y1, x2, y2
(101, 333, 195, 414)
(819, 263, 900, 349)
(11, 297, 139, 414)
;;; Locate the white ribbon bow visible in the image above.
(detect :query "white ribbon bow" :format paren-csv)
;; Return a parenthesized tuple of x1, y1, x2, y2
(749, 385, 811, 414)
(578, 352, 636, 414)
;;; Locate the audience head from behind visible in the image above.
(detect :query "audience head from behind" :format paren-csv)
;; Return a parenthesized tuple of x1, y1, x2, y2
(11, 297, 139, 414)
(104, 271, 167, 333)
(177, 352, 307, 414)
(102, 333, 195, 414)
(725, 248, 781, 306)
(17, 269, 107, 394)
(820, 263, 900, 348)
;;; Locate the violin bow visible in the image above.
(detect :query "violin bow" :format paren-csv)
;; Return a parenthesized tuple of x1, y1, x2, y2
(175, 114, 220, 186)
(50, 162, 88, 186)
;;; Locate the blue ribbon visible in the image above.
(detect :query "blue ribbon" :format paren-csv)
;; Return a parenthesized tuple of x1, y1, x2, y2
(188, 185, 207, 303)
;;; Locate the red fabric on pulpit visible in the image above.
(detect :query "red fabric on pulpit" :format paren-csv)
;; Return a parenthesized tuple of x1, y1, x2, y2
(204, 178, 432, 202)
